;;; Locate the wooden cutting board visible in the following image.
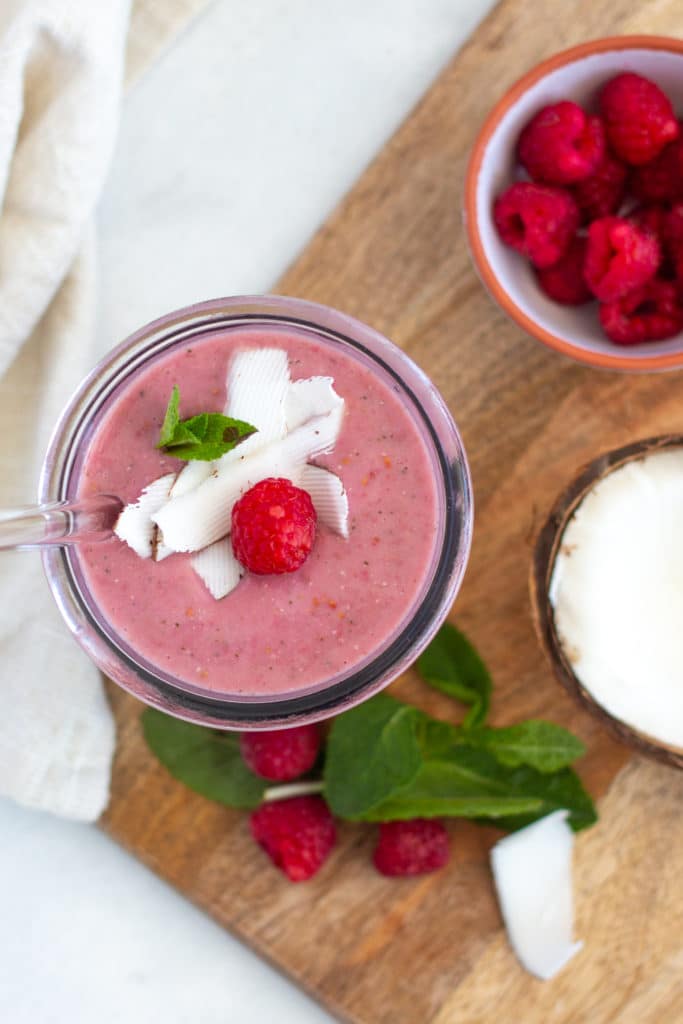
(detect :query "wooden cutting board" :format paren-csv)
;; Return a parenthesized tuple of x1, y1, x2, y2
(101, 1, 683, 1021)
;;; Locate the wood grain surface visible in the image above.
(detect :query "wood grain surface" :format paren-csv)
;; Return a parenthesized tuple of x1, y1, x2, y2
(102, 1, 683, 1021)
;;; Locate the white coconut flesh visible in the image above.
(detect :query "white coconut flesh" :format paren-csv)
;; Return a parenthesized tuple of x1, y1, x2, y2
(191, 538, 242, 599)
(114, 473, 176, 559)
(114, 348, 349, 597)
(490, 810, 582, 981)
(550, 449, 683, 748)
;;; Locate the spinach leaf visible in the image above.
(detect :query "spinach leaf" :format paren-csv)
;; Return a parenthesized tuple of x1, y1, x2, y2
(142, 708, 265, 809)
(455, 720, 586, 773)
(323, 694, 425, 819)
(416, 623, 492, 727)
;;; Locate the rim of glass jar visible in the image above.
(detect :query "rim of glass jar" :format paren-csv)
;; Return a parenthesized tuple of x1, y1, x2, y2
(40, 295, 473, 729)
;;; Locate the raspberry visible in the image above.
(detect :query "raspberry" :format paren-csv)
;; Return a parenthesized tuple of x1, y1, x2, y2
(630, 128, 683, 202)
(250, 796, 336, 882)
(599, 73, 679, 166)
(584, 216, 660, 302)
(517, 102, 605, 184)
(572, 150, 627, 221)
(535, 236, 591, 305)
(493, 182, 579, 268)
(231, 477, 316, 575)
(664, 204, 683, 291)
(373, 819, 450, 877)
(240, 724, 320, 781)
(599, 279, 683, 344)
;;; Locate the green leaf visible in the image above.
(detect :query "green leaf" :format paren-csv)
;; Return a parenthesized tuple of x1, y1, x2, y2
(323, 694, 425, 819)
(455, 720, 586, 773)
(142, 708, 266, 809)
(157, 384, 181, 447)
(364, 746, 597, 832)
(156, 386, 257, 461)
(416, 623, 492, 727)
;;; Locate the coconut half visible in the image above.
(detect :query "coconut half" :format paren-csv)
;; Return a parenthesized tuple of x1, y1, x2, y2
(490, 810, 582, 981)
(531, 435, 683, 769)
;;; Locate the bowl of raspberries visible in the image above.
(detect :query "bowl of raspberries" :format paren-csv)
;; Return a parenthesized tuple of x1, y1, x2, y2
(464, 36, 683, 371)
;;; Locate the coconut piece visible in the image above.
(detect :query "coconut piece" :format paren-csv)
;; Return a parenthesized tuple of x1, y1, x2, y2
(300, 464, 349, 538)
(285, 376, 344, 433)
(114, 474, 176, 559)
(170, 460, 214, 498)
(223, 347, 290, 455)
(191, 538, 242, 599)
(152, 411, 338, 553)
(490, 810, 582, 981)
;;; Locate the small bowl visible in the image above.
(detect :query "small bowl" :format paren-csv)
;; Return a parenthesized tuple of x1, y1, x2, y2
(464, 36, 683, 372)
(530, 435, 683, 769)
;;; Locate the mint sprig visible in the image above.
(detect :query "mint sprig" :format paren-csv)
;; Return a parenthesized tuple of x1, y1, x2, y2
(141, 623, 597, 835)
(156, 385, 256, 461)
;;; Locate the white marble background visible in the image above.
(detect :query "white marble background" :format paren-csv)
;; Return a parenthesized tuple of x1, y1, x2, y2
(2, 1, 495, 1020)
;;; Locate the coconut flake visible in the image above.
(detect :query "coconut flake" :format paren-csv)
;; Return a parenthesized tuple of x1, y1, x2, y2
(490, 810, 582, 981)
(170, 460, 214, 498)
(223, 347, 290, 455)
(114, 474, 176, 559)
(285, 376, 344, 433)
(191, 538, 242, 599)
(300, 464, 349, 537)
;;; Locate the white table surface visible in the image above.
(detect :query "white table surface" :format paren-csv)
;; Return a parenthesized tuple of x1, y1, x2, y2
(2, 2, 495, 1020)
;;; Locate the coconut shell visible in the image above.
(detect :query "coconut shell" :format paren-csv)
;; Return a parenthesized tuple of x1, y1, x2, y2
(530, 434, 683, 770)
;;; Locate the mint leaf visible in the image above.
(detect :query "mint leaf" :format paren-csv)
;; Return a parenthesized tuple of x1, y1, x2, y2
(455, 720, 586, 773)
(156, 386, 256, 461)
(323, 694, 425, 819)
(157, 384, 181, 447)
(142, 708, 265, 808)
(363, 747, 596, 832)
(417, 623, 492, 727)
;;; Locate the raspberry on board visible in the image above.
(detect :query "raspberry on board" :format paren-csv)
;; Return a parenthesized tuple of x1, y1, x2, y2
(250, 796, 336, 882)
(240, 724, 321, 781)
(584, 216, 661, 302)
(599, 279, 683, 344)
(630, 129, 683, 203)
(572, 150, 627, 222)
(373, 819, 450, 877)
(517, 101, 605, 185)
(231, 477, 317, 575)
(599, 72, 679, 166)
(493, 182, 579, 269)
(535, 236, 592, 305)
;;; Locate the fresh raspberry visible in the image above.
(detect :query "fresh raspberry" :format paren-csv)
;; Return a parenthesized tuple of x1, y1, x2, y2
(250, 796, 336, 882)
(571, 150, 627, 221)
(231, 477, 317, 575)
(535, 236, 591, 305)
(240, 724, 320, 781)
(630, 202, 669, 243)
(630, 128, 683, 202)
(373, 819, 450, 877)
(599, 73, 679, 166)
(664, 204, 683, 290)
(517, 102, 606, 184)
(599, 279, 683, 344)
(493, 182, 579, 268)
(584, 216, 660, 302)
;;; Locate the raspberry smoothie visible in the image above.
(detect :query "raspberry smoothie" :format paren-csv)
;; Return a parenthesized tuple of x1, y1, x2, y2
(74, 325, 442, 698)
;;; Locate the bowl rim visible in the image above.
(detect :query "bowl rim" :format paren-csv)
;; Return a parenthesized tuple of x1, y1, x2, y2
(530, 434, 683, 769)
(464, 35, 683, 372)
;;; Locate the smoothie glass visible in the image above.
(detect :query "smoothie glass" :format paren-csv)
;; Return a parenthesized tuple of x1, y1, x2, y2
(39, 296, 473, 729)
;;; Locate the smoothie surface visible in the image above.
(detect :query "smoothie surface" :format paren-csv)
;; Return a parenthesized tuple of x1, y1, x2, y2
(76, 327, 441, 696)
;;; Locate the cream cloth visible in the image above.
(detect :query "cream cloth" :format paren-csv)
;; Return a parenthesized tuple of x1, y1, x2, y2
(0, 0, 211, 821)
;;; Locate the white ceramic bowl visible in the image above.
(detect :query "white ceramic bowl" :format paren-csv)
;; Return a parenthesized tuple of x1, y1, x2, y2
(464, 36, 683, 372)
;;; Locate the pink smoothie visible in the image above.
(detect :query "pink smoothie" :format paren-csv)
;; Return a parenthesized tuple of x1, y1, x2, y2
(75, 327, 440, 696)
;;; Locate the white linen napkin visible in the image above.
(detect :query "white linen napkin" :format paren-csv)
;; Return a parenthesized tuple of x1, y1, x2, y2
(0, 0, 211, 821)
